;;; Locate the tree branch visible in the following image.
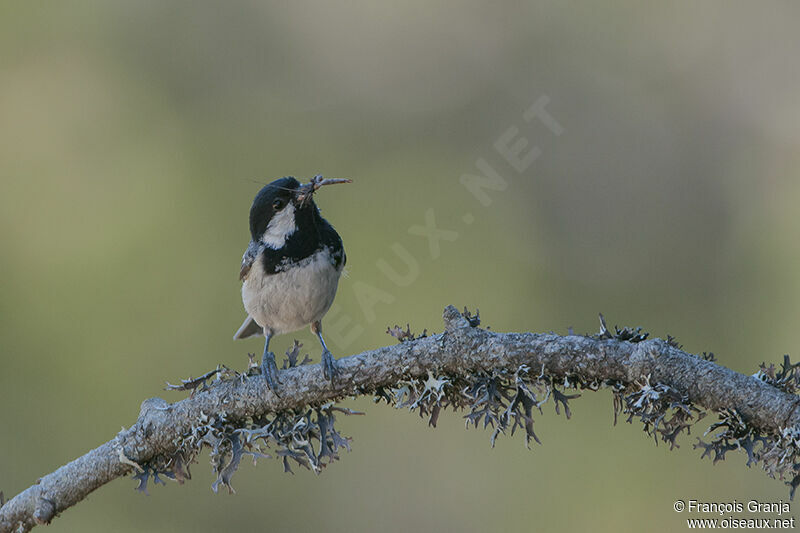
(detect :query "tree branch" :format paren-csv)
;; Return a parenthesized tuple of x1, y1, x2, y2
(2, 305, 799, 533)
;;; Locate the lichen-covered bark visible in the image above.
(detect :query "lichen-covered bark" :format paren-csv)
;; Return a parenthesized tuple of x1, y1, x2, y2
(1, 306, 798, 533)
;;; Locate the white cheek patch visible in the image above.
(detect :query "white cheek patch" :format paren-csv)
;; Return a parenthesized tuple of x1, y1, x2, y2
(261, 203, 297, 248)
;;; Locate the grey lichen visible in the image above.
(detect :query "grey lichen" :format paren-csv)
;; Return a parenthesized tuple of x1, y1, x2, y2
(135, 343, 362, 494)
(383, 310, 800, 499)
(383, 311, 575, 450)
(131, 310, 800, 501)
(614, 374, 704, 450)
(5, 305, 800, 533)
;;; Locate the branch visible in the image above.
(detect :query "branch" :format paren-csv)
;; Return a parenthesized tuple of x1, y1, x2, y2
(2, 305, 799, 532)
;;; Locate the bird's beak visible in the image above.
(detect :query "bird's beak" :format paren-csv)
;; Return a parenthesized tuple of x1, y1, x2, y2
(295, 175, 352, 207)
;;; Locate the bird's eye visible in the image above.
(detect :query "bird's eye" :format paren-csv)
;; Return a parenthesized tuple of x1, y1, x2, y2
(272, 198, 286, 210)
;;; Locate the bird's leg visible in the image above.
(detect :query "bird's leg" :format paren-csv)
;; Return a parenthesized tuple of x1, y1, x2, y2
(312, 320, 337, 382)
(261, 330, 280, 391)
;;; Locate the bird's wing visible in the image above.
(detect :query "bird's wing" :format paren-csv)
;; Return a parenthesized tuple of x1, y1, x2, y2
(233, 315, 264, 340)
(239, 241, 262, 281)
(319, 219, 346, 269)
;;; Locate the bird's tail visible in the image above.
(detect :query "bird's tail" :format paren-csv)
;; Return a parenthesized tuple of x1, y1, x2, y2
(233, 316, 264, 340)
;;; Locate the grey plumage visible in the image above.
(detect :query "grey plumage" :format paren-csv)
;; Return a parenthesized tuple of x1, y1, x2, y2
(236, 246, 343, 339)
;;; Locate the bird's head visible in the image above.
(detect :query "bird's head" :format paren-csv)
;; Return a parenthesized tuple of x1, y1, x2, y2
(248, 176, 350, 248)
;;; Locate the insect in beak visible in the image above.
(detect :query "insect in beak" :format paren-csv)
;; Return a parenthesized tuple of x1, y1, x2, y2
(295, 175, 352, 208)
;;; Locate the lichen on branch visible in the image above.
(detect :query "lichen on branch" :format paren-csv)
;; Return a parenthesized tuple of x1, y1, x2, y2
(2, 305, 800, 533)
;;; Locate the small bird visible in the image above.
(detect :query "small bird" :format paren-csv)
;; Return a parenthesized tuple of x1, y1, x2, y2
(234, 175, 350, 390)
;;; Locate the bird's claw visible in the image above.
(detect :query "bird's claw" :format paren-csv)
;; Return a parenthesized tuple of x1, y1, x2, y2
(321, 348, 338, 383)
(261, 351, 281, 392)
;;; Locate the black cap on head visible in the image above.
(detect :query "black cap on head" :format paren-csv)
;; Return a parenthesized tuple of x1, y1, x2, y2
(249, 177, 299, 239)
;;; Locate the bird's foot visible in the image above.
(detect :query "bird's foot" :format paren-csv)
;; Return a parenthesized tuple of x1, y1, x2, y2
(321, 348, 338, 383)
(261, 351, 281, 392)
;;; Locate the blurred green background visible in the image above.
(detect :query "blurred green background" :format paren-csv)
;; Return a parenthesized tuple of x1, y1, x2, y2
(2, 2, 799, 531)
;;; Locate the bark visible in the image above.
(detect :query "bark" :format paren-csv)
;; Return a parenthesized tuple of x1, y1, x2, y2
(1, 306, 798, 533)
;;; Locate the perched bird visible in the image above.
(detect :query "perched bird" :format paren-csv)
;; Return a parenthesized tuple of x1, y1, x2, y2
(234, 175, 350, 390)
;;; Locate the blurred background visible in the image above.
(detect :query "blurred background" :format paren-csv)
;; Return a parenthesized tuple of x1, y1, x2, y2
(2, 1, 799, 531)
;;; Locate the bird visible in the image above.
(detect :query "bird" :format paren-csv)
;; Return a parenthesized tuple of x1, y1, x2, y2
(233, 175, 350, 390)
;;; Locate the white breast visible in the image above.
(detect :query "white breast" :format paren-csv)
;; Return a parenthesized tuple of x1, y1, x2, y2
(242, 247, 342, 335)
